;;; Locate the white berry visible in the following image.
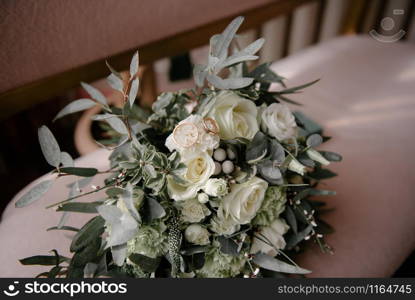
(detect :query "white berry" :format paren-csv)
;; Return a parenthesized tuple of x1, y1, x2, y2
(222, 160, 234, 174)
(227, 148, 236, 160)
(213, 162, 222, 175)
(213, 148, 227, 161)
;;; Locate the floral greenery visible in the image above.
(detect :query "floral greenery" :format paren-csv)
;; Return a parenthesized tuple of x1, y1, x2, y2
(17, 16, 342, 278)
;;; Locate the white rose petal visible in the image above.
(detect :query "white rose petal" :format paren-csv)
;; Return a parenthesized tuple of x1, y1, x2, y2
(203, 178, 228, 197)
(219, 176, 268, 225)
(184, 224, 210, 245)
(261, 103, 297, 141)
(250, 218, 289, 256)
(208, 91, 259, 140)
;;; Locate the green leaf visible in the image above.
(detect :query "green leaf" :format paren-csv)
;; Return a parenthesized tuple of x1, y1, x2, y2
(320, 151, 343, 162)
(60, 167, 98, 177)
(53, 99, 96, 121)
(306, 134, 323, 147)
(143, 197, 166, 222)
(107, 73, 124, 93)
(38, 125, 61, 167)
(130, 51, 139, 77)
(217, 236, 239, 256)
(106, 61, 122, 79)
(70, 216, 105, 252)
(275, 79, 319, 95)
(60, 152, 74, 167)
(258, 160, 282, 185)
(128, 253, 160, 273)
(20, 255, 68, 266)
(206, 74, 253, 89)
(47, 226, 79, 232)
(308, 168, 337, 180)
(193, 64, 207, 87)
(57, 201, 103, 213)
(308, 189, 336, 196)
(253, 253, 311, 274)
(293, 111, 322, 135)
(212, 16, 244, 59)
(286, 225, 313, 249)
(81, 82, 108, 106)
(105, 116, 129, 135)
(128, 78, 139, 107)
(285, 206, 297, 234)
(246, 131, 268, 164)
(15, 180, 53, 208)
(249, 63, 285, 84)
(106, 187, 125, 198)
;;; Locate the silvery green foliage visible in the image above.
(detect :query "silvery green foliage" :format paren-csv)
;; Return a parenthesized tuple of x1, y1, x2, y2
(194, 16, 263, 90)
(19, 16, 340, 278)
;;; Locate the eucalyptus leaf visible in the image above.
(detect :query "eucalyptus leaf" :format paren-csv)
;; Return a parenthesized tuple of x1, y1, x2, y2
(206, 74, 253, 89)
(111, 244, 127, 266)
(38, 126, 61, 167)
(107, 73, 124, 93)
(252, 253, 311, 274)
(57, 201, 103, 213)
(217, 236, 239, 256)
(81, 82, 108, 106)
(128, 253, 160, 273)
(130, 51, 139, 77)
(83, 262, 98, 278)
(70, 216, 105, 252)
(246, 132, 268, 164)
(320, 151, 343, 162)
(54, 99, 96, 121)
(105, 116, 129, 135)
(47, 226, 79, 232)
(20, 255, 68, 266)
(60, 167, 98, 177)
(285, 206, 297, 234)
(143, 197, 166, 222)
(212, 16, 244, 60)
(258, 160, 282, 185)
(15, 180, 53, 208)
(286, 225, 313, 249)
(306, 134, 323, 147)
(128, 78, 139, 107)
(60, 152, 74, 167)
(193, 64, 207, 87)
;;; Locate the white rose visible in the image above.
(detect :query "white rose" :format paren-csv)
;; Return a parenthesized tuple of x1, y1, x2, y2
(167, 151, 216, 201)
(207, 91, 259, 140)
(165, 114, 220, 154)
(219, 176, 268, 225)
(261, 103, 297, 141)
(250, 218, 289, 256)
(180, 198, 211, 223)
(203, 178, 228, 197)
(184, 224, 211, 245)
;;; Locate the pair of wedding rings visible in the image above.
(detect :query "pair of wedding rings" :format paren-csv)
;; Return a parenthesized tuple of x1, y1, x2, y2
(172, 117, 219, 148)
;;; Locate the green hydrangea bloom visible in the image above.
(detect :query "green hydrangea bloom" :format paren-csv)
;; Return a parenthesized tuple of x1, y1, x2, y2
(127, 221, 168, 259)
(196, 242, 247, 278)
(253, 186, 286, 226)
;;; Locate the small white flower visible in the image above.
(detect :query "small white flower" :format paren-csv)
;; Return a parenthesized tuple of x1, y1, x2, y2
(203, 178, 228, 197)
(184, 224, 210, 245)
(197, 193, 209, 204)
(207, 91, 259, 140)
(261, 103, 297, 141)
(165, 114, 220, 154)
(288, 158, 307, 175)
(306, 148, 330, 166)
(250, 218, 289, 256)
(219, 176, 268, 225)
(180, 198, 211, 223)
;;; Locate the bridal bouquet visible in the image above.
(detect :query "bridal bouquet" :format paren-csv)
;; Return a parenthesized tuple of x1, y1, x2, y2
(17, 17, 341, 278)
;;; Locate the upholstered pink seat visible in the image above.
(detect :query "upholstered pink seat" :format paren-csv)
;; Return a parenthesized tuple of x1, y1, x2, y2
(1, 36, 414, 277)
